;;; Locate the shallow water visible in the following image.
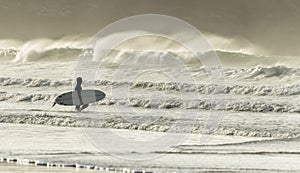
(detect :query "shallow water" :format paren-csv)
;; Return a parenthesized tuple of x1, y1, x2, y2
(1, 124, 300, 172)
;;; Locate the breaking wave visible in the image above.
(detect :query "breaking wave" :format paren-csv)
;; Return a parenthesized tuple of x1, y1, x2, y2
(1, 89, 299, 113)
(1, 76, 300, 96)
(1, 44, 300, 67)
(0, 113, 298, 138)
(99, 97, 300, 113)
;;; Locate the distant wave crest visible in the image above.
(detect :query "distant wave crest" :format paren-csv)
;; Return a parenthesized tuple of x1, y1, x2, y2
(1, 45, 299, 67)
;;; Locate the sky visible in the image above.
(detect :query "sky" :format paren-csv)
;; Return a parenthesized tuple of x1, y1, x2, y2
(1, 0, 300, 56)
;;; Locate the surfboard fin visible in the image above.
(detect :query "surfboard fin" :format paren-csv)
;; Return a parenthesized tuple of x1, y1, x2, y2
(52, 102, 56, 107)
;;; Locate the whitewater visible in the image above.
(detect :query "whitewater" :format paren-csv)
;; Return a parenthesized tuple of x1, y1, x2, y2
(1, 39, 300, 172)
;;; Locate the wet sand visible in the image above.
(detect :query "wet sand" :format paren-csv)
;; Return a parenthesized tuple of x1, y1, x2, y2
(0, 163, 105, 173)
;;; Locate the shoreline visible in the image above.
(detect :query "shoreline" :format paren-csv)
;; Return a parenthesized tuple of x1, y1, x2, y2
(0, 158, 147, 173)
(0, 123, 278, 173)
(1, 123, 299, 172)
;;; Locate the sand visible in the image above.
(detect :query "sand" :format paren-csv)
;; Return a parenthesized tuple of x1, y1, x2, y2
(0, 163, 105, 173)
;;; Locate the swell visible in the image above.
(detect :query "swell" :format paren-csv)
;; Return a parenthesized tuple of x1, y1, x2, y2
(100, 97, 300, 113)
(0, 92, 53, 102)
(0, 48, 18, 58)
(1, 91, 299, 113)
(0, 113, 298, 138)
(2, 46, 300, 67)
(224, 65, 300, 79)
(14, 48, 81, 62)
(1, 48, 81, 62)
(2, 76, 300, 96)
(0, 77, 73, 87)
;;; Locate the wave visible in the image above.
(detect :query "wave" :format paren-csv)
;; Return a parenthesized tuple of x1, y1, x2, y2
(1, 90, 300, 113)
(0, 92, 53, 102)
(2, 47, 200, 64)
(0, 37, 87, 62)
(0, 47, 82, 62)
(1, 41, 300, 67)
(2, 76, 300, 96)
(0, 77, 72, 87)
(99, 97, 300, 113)
(0, 113, 298, 138)
(0, 48, 18, 58)
(226, 65, 296, 79)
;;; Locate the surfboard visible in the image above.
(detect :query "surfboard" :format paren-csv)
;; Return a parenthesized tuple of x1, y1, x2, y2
(53, 89, 106, 106)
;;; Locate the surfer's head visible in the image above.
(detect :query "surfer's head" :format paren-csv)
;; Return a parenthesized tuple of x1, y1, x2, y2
(76, 77, 83, 84)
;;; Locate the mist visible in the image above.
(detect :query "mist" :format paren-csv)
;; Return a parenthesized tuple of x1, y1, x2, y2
(1, 0, 300, 56)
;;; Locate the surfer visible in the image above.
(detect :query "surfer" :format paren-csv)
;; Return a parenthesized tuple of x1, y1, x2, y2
(75, 77, 89, 112)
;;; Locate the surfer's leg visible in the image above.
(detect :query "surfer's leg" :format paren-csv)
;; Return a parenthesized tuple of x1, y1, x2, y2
(75, 105, 81, 112)
(80, 104, 89, 111)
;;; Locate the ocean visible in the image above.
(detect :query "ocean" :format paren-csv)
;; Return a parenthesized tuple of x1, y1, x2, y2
(1, 39, 300, 172)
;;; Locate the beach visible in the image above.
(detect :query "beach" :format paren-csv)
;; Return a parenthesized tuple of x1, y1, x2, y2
(0, 163, 105, 173)
(3, 123, 299, 172)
